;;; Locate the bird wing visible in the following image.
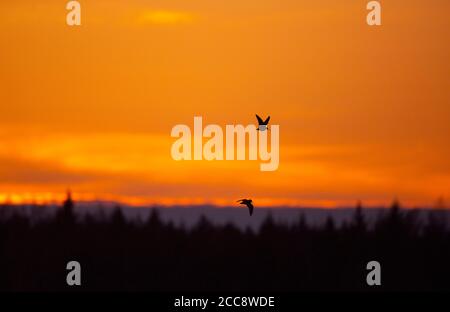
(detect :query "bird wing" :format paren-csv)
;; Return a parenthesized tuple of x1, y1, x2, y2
(237, 199, 246, 203)
(255, 114, 264, 125)
(247, 202, 254, 216)
(264, 116, 270, 124)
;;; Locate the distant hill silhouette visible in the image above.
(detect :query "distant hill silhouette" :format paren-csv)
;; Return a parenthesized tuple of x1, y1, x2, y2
(5, 201, 450, 231)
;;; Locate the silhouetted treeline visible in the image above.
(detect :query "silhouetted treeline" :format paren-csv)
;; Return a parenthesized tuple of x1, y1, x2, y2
(0, 197, 449, 292)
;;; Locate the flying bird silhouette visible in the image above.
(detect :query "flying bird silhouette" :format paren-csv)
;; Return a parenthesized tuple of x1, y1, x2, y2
(237, 199, 254, 216)
(256, 114, 270, 131)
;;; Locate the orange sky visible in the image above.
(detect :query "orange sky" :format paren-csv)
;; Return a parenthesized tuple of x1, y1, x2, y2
(0, 0, 449, 207)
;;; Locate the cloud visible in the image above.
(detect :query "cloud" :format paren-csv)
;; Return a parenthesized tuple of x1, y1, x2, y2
(0, 156, 101, 185)
(137, 10, 195, 25)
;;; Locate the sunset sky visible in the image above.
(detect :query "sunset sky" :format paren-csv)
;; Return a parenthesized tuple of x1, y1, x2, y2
(0, 0, 449, 207)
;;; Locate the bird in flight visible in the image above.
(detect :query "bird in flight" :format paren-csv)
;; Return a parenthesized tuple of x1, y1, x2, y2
(237, 199, 254, 216)
(256, 114, 270, 131)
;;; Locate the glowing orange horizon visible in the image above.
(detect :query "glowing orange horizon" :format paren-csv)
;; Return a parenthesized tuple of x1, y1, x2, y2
(0, 192, 446, 210)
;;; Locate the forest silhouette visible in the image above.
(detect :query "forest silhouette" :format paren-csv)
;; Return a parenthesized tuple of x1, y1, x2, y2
(0, 195, 449, 292)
